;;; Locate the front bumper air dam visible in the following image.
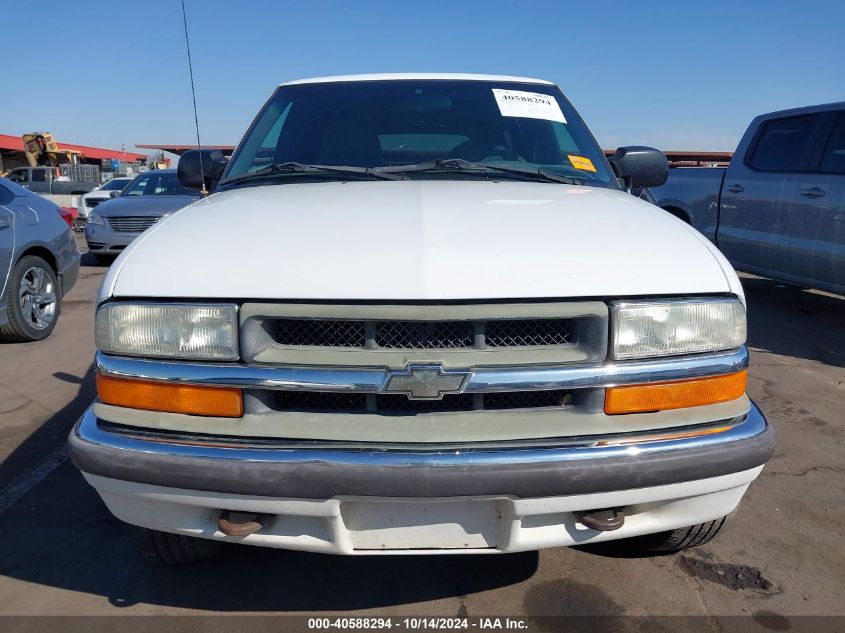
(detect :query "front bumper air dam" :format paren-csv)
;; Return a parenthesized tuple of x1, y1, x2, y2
(69, 402, 774, 499)
(84, 225, 138, 255)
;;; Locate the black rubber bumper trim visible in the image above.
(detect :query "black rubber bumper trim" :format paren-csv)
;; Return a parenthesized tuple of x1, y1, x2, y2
(69, 406, 774, 499)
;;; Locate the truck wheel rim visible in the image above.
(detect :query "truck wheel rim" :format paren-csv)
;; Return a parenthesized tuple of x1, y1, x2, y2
(19, 266, 57, 330)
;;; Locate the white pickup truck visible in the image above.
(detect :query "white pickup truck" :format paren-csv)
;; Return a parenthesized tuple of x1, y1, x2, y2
(69, 74, 773, 563)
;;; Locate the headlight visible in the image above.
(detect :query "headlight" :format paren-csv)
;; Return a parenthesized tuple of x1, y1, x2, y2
(96, 303, 239, 360)
(88, 212, 104, 225)
(611, 298, 746, 360)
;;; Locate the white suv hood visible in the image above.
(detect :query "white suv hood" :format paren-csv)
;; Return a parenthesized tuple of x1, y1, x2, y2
(104, 180, 736, 301)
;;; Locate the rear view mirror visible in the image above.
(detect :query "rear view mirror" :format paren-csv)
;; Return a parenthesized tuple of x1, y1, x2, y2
(395, 93, 452, 112)
(608, 146, 668, 190)
(177, 149, 229, 192)
(109, 190, 121, 198)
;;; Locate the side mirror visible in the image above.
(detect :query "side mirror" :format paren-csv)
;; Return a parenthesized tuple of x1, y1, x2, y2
(608, 146, 668, 190)
(109, 190, 121, 198)
(177, 149, 229, 192)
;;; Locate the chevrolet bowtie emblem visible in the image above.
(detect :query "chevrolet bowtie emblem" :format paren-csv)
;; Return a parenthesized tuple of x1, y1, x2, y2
(383, 364, 469, 400)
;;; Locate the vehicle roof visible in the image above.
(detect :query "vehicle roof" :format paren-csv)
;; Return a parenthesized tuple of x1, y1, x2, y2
(280, 73, 555, 87)
(756, 101, 845, 120)
(135, 168, 177, 175)
(0, 177, 33, 196)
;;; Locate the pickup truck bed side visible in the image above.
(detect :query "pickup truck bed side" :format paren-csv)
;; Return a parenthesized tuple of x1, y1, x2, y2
(4, 166, 100, 195)
(651, 167, 726, 239)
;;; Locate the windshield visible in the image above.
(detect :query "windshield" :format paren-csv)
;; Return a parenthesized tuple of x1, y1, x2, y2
(222, 80, 616, 188)
(122, 172, 196, 196)
(7, 170, 27, 183)
(100, 179, 129, 191)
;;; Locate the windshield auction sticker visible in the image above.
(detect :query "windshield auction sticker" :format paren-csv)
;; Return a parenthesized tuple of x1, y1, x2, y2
(492, 89, 567, 123)
(567, 154, 597, 172)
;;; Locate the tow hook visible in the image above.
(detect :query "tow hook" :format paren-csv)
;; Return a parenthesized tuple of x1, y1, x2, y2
(576, 508, 625, 531)
(217, 510, 267, 536)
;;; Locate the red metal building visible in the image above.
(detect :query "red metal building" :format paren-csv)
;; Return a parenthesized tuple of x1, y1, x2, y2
(0, 133, 147, 172)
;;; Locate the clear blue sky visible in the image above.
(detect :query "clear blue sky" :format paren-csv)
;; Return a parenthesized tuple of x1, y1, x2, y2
(2, 0, 843, 156)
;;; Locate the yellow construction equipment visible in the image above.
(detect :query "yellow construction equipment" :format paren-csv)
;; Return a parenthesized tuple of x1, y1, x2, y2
(21, 133, 82, 167)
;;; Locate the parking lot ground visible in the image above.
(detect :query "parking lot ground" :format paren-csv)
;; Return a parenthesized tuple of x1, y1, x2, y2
(0, 242, 843, 624)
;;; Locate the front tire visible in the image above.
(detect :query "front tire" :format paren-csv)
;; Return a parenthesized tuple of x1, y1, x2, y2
(634, 517, 727, 554)
(92, 254, 116, 265)
(0, 255, 60, 342)
(137, 528, 222, 564)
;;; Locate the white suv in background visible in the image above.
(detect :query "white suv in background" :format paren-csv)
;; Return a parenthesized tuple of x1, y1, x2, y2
(78, 177, 133, 219)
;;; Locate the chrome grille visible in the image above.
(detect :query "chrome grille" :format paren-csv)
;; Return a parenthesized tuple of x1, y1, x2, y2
(273, 390, 574, 414)
(272, 318, 575, 350)
(107, 215, 161, 232)
(275, 319, 365, 347)
(485, 390, 573, 410)
(486, 318, 574, 347)
(377, 394, 475, 413)
(274, 391, 368, 411)
(241, 301, 609, 366)
(376, 321, 474, 349)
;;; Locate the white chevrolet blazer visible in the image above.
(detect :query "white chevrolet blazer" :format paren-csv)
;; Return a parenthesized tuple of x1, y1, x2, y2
(69, 74, 774, 563)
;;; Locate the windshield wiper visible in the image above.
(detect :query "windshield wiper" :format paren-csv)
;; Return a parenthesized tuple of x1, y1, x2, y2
(372, 158, 584, 185)
(221, 162, 405, 185)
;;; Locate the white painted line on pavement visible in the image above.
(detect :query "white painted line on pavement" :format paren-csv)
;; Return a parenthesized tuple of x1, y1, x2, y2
(0, 447, 68, 515)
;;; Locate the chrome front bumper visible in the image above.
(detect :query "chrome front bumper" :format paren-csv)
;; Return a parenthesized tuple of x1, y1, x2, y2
(84, 224, 139, 254)
(69, 402, 773, 499)
(93, 347, 750, 393)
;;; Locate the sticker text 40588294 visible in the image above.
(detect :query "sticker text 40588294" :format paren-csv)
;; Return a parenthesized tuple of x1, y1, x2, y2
(492, 89, 567, 124)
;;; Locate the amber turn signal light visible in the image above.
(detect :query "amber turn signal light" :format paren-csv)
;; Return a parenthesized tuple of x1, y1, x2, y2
(96, 374, 243, 418)
(604, 370, 747, 415)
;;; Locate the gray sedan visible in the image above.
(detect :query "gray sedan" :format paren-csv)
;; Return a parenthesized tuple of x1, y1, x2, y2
(0, 178, 81, 342)
(84, 169, 200, 262)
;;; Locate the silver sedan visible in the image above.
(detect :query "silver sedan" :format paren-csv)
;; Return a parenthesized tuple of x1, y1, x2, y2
(0, 177, 80, 342)
(84, 169, 200, 262)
